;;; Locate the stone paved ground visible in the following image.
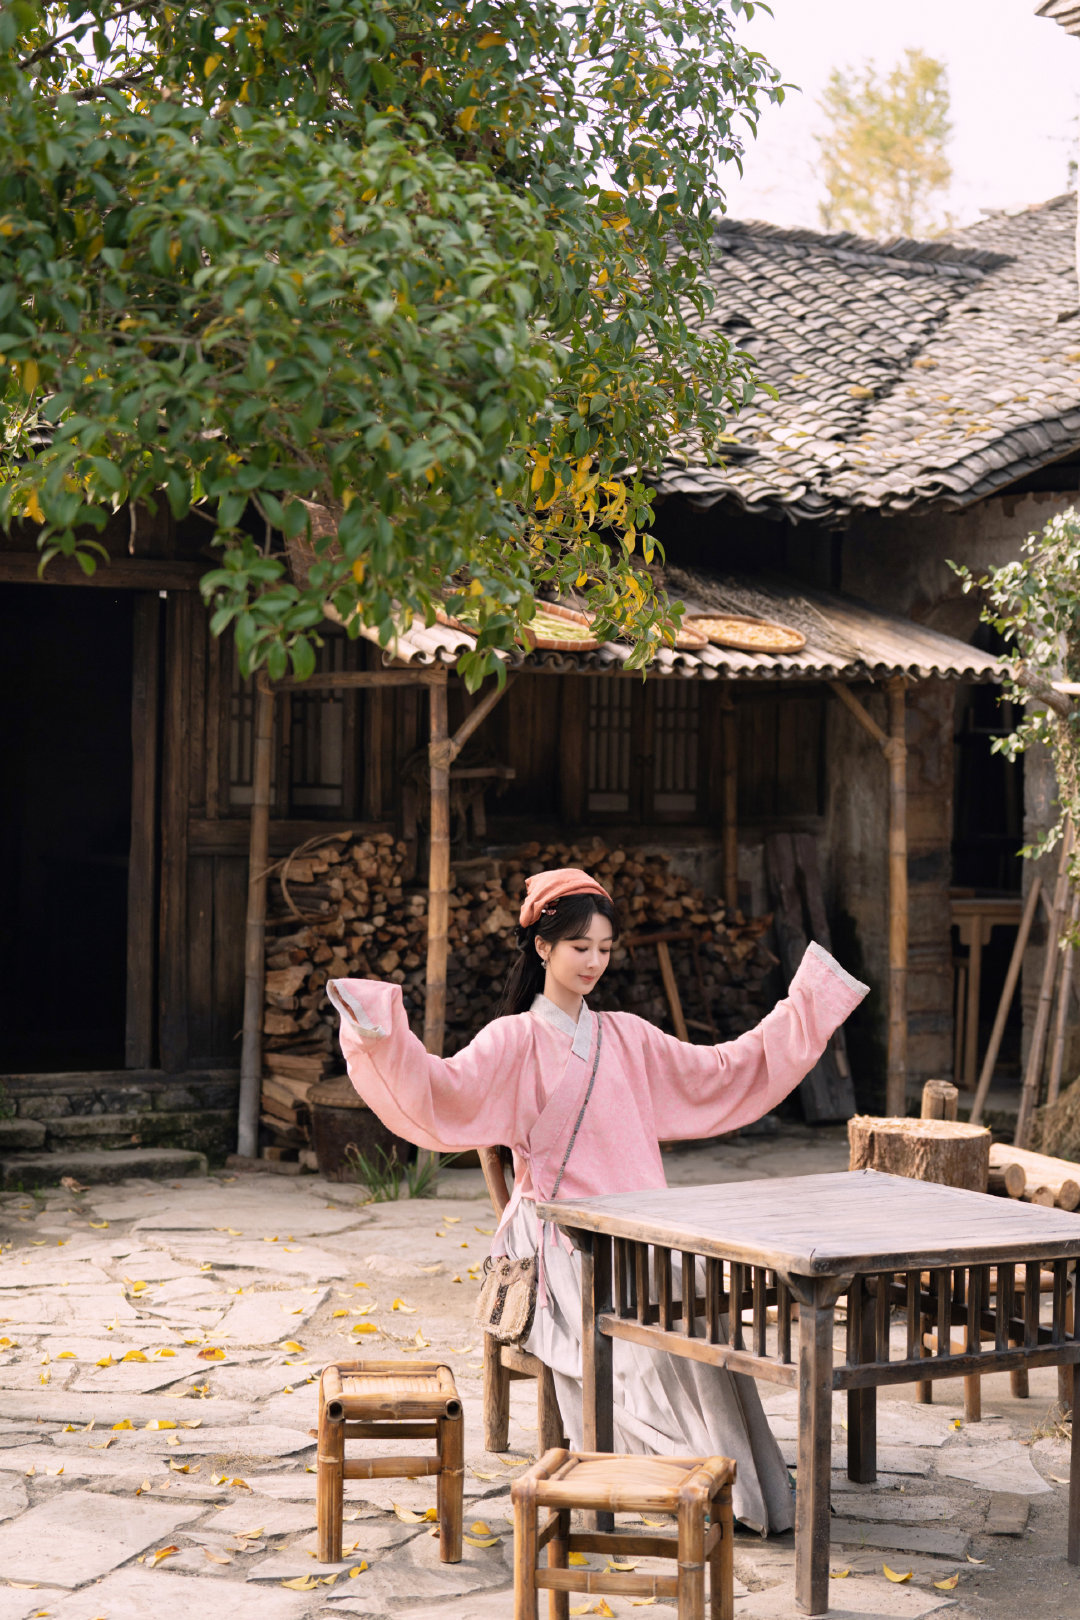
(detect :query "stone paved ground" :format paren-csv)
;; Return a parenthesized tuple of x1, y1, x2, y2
(0, 1126, 1076, 1620)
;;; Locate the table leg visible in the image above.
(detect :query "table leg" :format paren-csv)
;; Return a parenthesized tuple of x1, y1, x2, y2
(847, 1278, 877, 1484)
(790, 1275, 845, 1617)
(580, 1233, 614, 1534)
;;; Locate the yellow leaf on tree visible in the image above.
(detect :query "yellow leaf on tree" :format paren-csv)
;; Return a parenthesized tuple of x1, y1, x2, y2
(934, 1574, 960, 1591)
(883, 1565, 912, 1583)
(456, 106, 477, 133)
(21, 360, 39, 395)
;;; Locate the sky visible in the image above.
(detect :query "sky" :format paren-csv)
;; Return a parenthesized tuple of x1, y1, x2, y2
(719, 0, 1080, 232)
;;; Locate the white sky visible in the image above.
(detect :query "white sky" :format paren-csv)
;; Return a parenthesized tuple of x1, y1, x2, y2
(720, 0, 1080, 231)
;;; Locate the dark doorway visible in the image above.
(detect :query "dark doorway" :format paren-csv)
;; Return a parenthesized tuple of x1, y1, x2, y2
(0, 585, 135, 1070)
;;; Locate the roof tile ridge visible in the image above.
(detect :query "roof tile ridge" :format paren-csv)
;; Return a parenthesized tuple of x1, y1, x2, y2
(713, 214, 1012, 272)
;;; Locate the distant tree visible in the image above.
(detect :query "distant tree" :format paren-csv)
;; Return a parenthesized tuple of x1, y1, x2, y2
(816, 48, 952, 239)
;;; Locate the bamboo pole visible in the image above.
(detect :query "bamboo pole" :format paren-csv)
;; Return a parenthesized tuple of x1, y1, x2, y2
(1047, 886, 1080, 1110)
(720, 688, 738, 913)
(1015, 822, 1074, 1148)
(970, 876, 1042, 1125)
(424, 665, 451, 1057)
(886, 677, 908, 1118)
(237, 675, 274, 1159)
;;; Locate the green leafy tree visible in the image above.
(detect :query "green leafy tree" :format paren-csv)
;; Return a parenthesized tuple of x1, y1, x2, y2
(816, 47, 952, 240)
(0, 0, 781, 684)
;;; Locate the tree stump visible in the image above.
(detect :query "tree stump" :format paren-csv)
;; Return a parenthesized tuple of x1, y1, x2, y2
(848, 1115, 990, 1193)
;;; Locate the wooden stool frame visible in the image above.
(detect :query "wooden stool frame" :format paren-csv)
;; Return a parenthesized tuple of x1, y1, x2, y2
(512, 1448, 735, 1620)
(317, 1360, 463, 1565)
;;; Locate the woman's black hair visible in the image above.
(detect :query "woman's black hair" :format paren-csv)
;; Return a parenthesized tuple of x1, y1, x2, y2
(493, 891, 620, 1020)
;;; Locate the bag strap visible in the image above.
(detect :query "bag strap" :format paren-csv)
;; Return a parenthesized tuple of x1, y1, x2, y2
(550, 1013, 603, 1201)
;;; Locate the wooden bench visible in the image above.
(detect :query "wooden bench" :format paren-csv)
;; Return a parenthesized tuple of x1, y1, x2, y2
(316, 1360, 463, 1564)
(511, 1449, 736, 1620)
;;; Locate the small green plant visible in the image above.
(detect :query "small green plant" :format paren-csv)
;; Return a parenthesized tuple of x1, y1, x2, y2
(342, 1143, 458, 1201)
(0, 1082, 15, 1122)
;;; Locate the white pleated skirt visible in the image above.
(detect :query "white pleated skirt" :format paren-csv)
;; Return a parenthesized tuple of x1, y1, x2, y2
(501, 1200, 795, 1535)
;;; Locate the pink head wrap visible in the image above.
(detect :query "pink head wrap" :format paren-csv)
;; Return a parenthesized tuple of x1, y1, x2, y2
(519, 868, 611, 928)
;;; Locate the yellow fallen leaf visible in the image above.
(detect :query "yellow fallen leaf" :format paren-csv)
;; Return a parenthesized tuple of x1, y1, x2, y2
(934, 1574, 959, 1591)
(282, 1341, 305, 1353)
(470, 1521, 493, 1535)
(95, 1355, 114, 1368)
(89, 1220, 109, 1228)
(150, 1545, 179, 1566)
(631, 1602, 657, 1609)
(353, 1280, 369, 1288)
(332, 1310, 349, 1319)
(0, 1338, 17, 1348)
(62, 1424, 76, 1432)
(391, 1299, 416, 1313)
(392, 1504, 437, 1523)
(88, 1436, 115, 1449)
(264, 1236, 279, 1243)
(165, 1434, 181, 1447)
(951, 1418, 963, 1429)
(205, 1549, 232, 1564)
(353, 1301, 376, 1315)
(280, 1575, 319, 1590)
(5, 1584, 38, 1590)
(570, 1608, 592, 1616)
(230, 1477, 251, 1490)
(153, 1348, 175, 1358)
(349, 1562, 368, 1575)
(475, 1226, 495, 1235)
(168, 1461, 194, 1474)
(111, 1419, 134, 1431)
(413, 1329, 430, 1348)
(568, 1551, 591, 1566)
(1049, 1474, 1070, 1484)
(464, 1535, 500, 1548)
(56, 1351, 75, 1360)
(129, 1281, 148, 1294)
(452, 1275, 462, 1283)
(592, 1604, 615, 1618)
(197, 1346, 225, 1360)
(351, 1323, 377, 1335)
(144, 1419, 176, 1431)
(883, 1565, 912, 1583)
(831, 1568, 851, 1578)
(179, 1419, 202, 1429)
(470, 1470, 502, 1481)
(966, 1554, 987, 1564)
(121, 1351, 147, 1362)
(444, 1215, 462, 1224)
(320, 1573, 339, 1585)
(607, 1560, 638, 1571)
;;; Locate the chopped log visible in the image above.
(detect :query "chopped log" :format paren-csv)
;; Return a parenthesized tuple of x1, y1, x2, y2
(848, 1115, 990, 1193)
(988, 1163, 1026, 1199)
(988, 1143, 1080, 1211)
(921, 1080, 958, 1121)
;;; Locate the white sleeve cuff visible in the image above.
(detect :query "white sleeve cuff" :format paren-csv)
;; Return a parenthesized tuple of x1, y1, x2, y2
(807, 940, 869, 999)
(326, 979, 386, 1038)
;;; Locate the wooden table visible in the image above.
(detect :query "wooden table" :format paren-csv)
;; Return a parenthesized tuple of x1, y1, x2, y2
(951, 894, 1024, 1088)
(538, 1170, 1080, 1617)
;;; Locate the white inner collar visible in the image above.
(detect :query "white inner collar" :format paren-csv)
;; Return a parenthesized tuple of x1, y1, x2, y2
(529, 993, 594, 1060)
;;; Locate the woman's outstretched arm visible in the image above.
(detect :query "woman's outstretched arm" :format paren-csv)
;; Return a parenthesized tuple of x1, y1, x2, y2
(328, 978, 524, 1152)
(638, 943, 869, 1140)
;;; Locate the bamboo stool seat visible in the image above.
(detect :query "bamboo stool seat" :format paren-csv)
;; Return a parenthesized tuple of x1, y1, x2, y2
(512, 1448, 735, 1620)
(317, 1360, 463, 1565)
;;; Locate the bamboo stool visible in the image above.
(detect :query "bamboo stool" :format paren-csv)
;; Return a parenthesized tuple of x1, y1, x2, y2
(511, 1448, 736, 1620)
(317, 1361, 463, 1564)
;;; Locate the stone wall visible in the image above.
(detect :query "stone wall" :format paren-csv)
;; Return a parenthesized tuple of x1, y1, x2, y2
(0, 1071, 238, 1163)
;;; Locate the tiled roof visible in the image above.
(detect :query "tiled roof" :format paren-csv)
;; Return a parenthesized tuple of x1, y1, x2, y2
(356, 568, 1004, 684)
(655, 194, 1080, 519)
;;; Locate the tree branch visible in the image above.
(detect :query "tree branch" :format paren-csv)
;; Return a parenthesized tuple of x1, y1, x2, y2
(1013, 662, 1074, 718)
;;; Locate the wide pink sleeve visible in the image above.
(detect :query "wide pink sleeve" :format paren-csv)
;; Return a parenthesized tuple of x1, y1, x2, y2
(327, 978, 525, 1153)
(640, 943, 868, 1140)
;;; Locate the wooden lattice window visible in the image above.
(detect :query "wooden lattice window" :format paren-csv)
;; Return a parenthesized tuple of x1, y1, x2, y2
(227, 634, 358, 815)
(584, 676, 703, 822)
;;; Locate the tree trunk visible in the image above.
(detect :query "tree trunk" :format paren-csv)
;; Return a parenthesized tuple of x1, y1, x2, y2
(848, 1115, 990, 1192)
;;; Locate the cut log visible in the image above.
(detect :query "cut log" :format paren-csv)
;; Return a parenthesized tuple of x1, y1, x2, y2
(848, 1115, 990, 1193)
(988, 1163, 1026, 1199)
(988, 1143, 1080, 1211)
(920, 1080, 958, 1121)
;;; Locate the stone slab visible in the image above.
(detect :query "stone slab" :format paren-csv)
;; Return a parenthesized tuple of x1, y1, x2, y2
(0, 1148, 208, 1191)
(830, 1519, 969, 1557)
(210, 1498, 318, 1536)
(162, 1238, 349, 1280)
(0, 1480, 27, 1519)
(317, 1525, 513, 1605)
(0, 1592, 45, 1620)
(130, 1200, 372, 1238)
(937, 1440, 1053, 1495)
(0, 1390, 249, 1426)
(0, 1486, 202, 1586)
(45, 1568, 315, 1618)
(0, 1120, 46, 1150)
(215, 1286, 329, 1345)
(733, 1577, 957, 1618)
(984, 1491, 1031, 1534)
(782, 1443, 936, 1477)
(0, 1258, 114, 1287)
(1032, 1436, 1071, 1482)
(833, 1495, 955, 1524)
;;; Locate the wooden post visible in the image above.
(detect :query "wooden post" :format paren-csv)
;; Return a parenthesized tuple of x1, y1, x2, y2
(424, 665, 451, 1058)
(1047, 887, 1080, 1109)
(970, 877, 1042, 1125)
(237, 675, 274, 1159)
(1016, 822, 1074, 1148)
(886, 677, 908, 1118)
(720, 688, 738, 914)
(126, 594, 160, 1068)
(921, 1080, 959, 1121)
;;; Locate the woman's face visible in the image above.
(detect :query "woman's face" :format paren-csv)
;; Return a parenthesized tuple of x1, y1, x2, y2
(539, 911, 614, 1000)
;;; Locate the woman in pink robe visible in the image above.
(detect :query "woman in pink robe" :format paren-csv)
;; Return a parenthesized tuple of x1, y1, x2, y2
(329, 867, 868, 1533)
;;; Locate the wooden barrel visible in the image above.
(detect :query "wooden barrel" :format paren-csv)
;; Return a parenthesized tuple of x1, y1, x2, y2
(308, 1076, 415, 1182)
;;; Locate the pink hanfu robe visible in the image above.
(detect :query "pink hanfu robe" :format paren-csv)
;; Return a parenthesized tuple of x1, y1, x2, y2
(328, 940, 868, 1533)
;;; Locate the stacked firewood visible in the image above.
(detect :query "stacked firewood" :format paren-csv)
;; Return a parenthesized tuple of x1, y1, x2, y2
(260, 834, 777, 1148)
